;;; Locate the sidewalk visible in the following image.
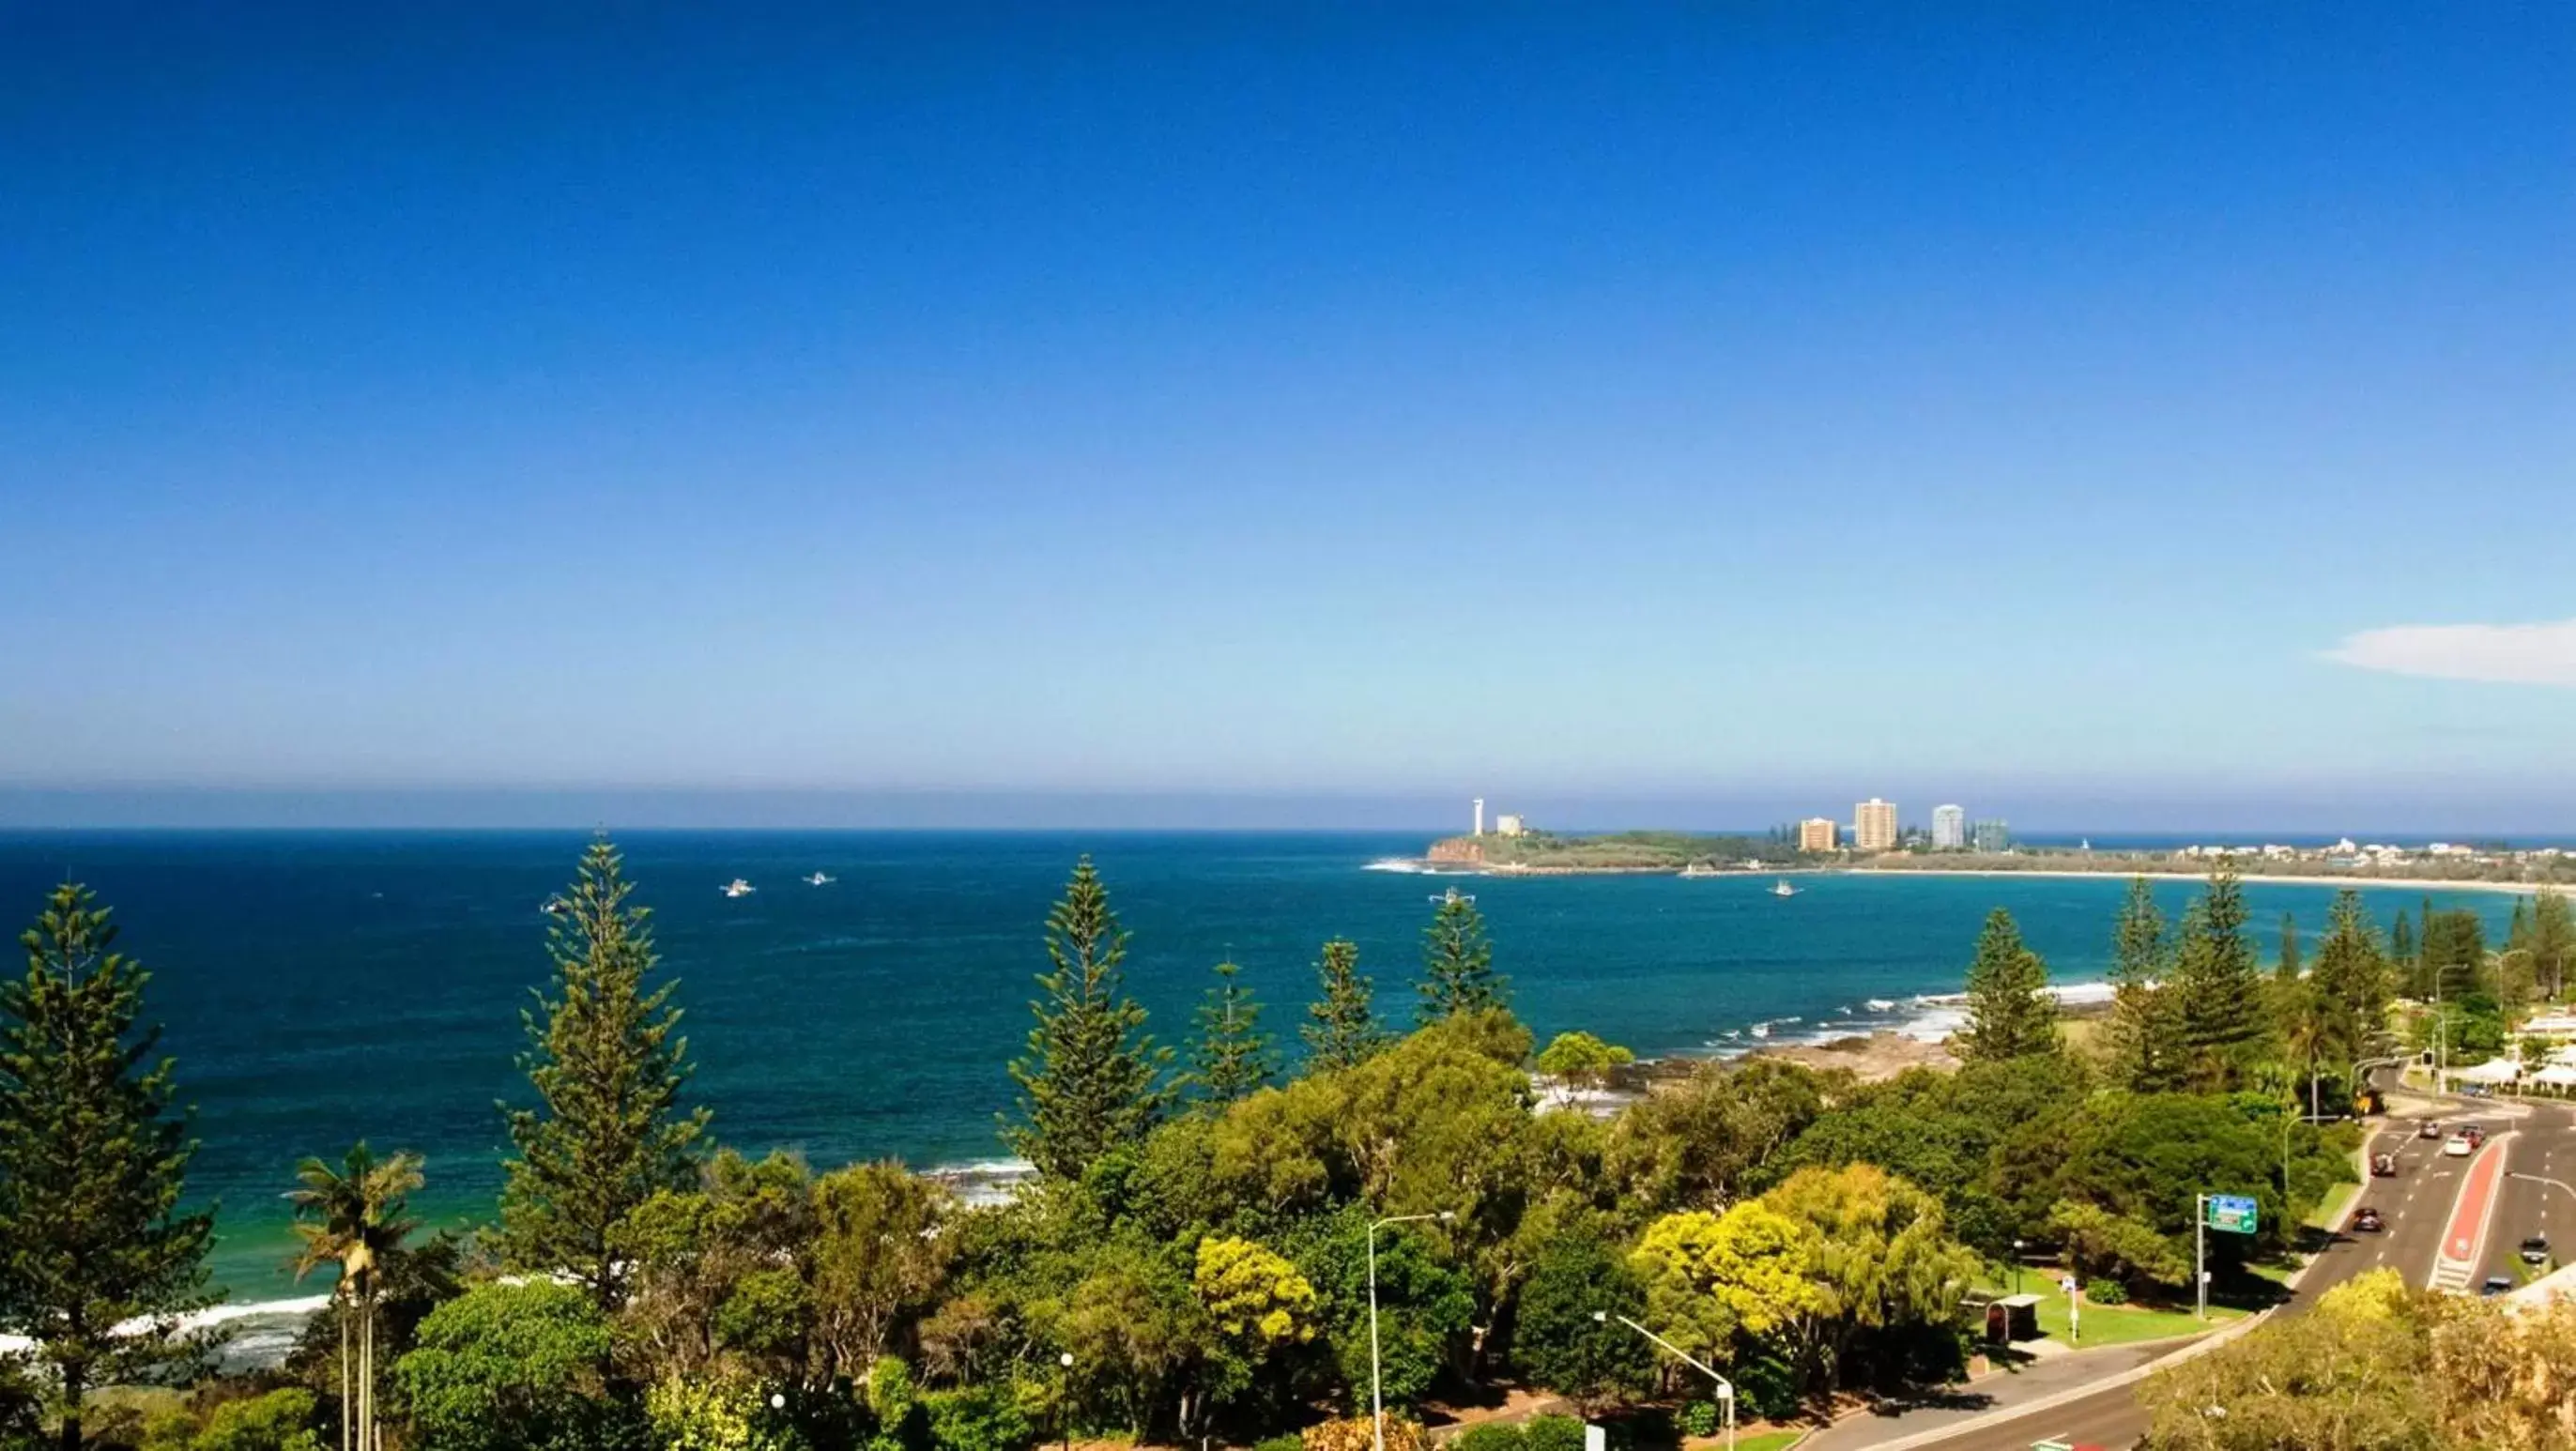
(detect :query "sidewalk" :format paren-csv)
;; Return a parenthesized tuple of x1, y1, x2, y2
(1796, 1340, 2190, 1451)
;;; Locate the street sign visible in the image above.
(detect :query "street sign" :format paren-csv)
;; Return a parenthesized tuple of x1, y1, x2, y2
(2204, 1194, 2259, 1234)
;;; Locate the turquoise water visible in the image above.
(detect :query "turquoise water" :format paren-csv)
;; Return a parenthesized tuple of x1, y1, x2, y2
(0, 831, 2522, 1306)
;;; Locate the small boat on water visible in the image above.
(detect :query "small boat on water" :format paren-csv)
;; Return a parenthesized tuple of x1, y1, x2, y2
(805, 872, 834, 886)
(1771, 878, 1799, 897)
(1429, 886, 1478, 906)
(721, 878, 756, 898)
(540, 895, 570, 917)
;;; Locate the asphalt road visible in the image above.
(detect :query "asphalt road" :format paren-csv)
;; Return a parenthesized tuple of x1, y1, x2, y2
(1913, 1095, 2576, 1451)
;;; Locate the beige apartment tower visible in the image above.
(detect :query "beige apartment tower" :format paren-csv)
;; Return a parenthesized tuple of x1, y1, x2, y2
(1798, 817, 1839, 852)
(1854, 799, 1898, 852)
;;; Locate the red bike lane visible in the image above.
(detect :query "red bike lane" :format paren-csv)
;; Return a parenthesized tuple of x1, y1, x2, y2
(2433, 1135, 2507, 1288)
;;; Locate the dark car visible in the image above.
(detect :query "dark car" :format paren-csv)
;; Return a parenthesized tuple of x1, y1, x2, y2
(2370, 1153, 2398, 1177)
(2353, 1206, 2384, 1232)
(2522, 1235, 2551, 1265)
(2419, 1120, 2445, 1139)
(2482, 1275, 2515, 1297)
(2462, 1124, 2487, 1148)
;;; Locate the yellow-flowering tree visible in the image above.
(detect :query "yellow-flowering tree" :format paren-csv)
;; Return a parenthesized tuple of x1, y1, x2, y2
(1193, 1235, 1318, 1348)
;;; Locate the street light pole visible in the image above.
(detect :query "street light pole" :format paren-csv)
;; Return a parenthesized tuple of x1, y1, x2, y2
(1370, 1212, 1454, 1451)
(1594, 1312, 1735, 1451)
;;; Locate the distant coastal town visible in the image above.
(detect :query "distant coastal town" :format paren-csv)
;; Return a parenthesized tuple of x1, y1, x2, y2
(1404, 796, 2576, 888)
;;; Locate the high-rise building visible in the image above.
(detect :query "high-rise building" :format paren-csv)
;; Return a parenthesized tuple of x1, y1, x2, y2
(1854, 799, 1898, 852)
(1972, 818, 2012, 853)
(1496, 813, 1527, 837)
(1473, 798, 1485, 836)
(1799, 817, 1839, 852)
(1931, 804, 1966, 850)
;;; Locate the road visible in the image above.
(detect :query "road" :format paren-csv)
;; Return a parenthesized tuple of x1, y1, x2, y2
(1903, 1095, 2576, 1451)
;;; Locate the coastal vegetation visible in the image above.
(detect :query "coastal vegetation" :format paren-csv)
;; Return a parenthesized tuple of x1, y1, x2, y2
(1423, 832, 1802, 873)
(10, 849, 2548, 1451)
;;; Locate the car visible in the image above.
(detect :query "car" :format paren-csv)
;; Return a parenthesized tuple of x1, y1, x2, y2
(2370, 1153, 2398, 1177)
(2462, 1125, 2487, 1148)
(2445, 1134, 2475, 1157)
(2353, 1206, 2384, 1232)
(2522, 1235, 2551, 1265)
(2482, 1275, 2515, 1297)
(2419, 1120, 2445, 1139)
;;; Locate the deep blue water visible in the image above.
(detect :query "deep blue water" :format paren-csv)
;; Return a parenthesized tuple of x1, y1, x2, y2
(0, 831, 2526, 1304)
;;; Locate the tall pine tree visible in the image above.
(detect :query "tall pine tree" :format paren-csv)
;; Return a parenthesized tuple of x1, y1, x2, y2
(499, 837, 708, 1310)
(1418, 890, 1508, 1023)
(1005, 857, 1171, 1180)
(2104, 878, 2185, 1092)
(1182, 958, 1277, 1108)
(2276, 911, 2301, 982)
(1303, 938, 1387, 1072)
(2389, 910, 2415, 980)
(2308, 890, 2391, 1101)
(2531, 889, 2574, 1003)
(0, 886, 214, 1451)
(2172, 868, 2268, 1092)
(1958, 909, 2058, 1062)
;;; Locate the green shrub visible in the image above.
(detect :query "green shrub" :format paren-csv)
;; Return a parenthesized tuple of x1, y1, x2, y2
(1450, 1424, 1526, 1451)
(197, 1389, 324, 1451)
(1520, 1415, 1584, 1451)
(922, 1387, 1032, 1451)
(1679, 1400, 1719, 1439)
(2085, 1278, 2129, 1306)
(1254, 1437, 1306, 1451)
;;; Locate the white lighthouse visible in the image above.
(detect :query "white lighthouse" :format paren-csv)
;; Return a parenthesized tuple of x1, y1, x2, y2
(1473, 798, 1485, 836)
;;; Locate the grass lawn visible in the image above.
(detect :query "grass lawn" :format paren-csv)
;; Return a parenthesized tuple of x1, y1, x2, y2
(2306, 1180, 2359, 1230)
(1729, 1433, 1806, 1451)
(1981, 1280, 2243, 1347)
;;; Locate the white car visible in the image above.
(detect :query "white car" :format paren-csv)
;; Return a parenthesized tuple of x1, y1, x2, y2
(2444, 1134, 2474, 1157)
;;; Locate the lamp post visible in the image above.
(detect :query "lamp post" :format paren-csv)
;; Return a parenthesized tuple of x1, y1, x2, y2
(1370, 1212, 1455, 1451)
(1059, 1352, 1075, 1451)
(1594, 1312, 1734, 1451)
(2010, 1239, 2024, 1297)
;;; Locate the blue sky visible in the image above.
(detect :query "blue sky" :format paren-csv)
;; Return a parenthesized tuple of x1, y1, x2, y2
(3, 3, 2571, 832)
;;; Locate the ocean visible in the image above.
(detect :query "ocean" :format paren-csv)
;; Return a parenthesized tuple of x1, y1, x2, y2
(0, 830, 2526, 1322)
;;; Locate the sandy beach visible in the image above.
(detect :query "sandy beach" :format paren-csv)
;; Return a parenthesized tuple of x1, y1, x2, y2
(1851, 866, 2560, 896)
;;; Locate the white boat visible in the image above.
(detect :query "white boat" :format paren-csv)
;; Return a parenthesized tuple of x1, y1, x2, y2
(805, 872, 834, 886)
(1429, 886, 1478, 906)
(1771, 878, 1799, 897)
(721, 878, 755, 898)
(540, 895, 569, 917)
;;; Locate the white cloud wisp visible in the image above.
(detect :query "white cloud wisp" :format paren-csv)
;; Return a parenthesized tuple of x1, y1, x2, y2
(2324, 618, 2576, 686)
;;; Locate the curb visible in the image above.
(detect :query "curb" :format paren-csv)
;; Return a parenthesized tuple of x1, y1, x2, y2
(1837, 1312, 2273, 1451)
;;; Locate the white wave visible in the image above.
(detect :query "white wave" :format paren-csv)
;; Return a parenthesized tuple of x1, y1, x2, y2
(0, 1293, 337, 1360)
(1866, 999, 1897, 1012)
(1362, 858, 1428, 874)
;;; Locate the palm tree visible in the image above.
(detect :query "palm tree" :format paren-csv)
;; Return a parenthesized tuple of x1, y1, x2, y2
(287, 1143, 423, 1451)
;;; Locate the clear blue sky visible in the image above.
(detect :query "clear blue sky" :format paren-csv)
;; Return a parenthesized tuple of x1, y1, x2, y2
(4, 3, 2571, 832)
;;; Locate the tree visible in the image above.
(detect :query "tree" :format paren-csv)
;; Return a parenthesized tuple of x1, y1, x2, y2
(1630, 1202, 1827, 1364)
(2306, 892, 2391, 1112)
(2105, 879, 2185, 1093)
(2529, 889, 2573, 1003)
(2388, 910, 2415, 978)
(2275, 911, 2300, 983)
(2045, 1200, 2187, 1293)
(499, 837, 709, 1310)
(1759, 1165, 1980, 1398)
(394, 1281, 625, 1451)
(1191, 1236, 1317, 1350)
(0, 884, 215, 1451)
(1004, 858, 1172, 1181)
(809, 1162, 953, 1383)
(287, 1143, 424, 1451)
(1302, 939, 1386, 1073)
(2171, 870, 2268, 1092)
(1418, 892, 1507, 1023)
(2421, 909, 2488, 1003)
(1510, 1229, 1653, 1409)
(2139, 1270, 2438, 1450)
(1957, 909, 2057, 1062)
(1182, 960, 1277, 1108)
(1535, 1031, 1634, 1096)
